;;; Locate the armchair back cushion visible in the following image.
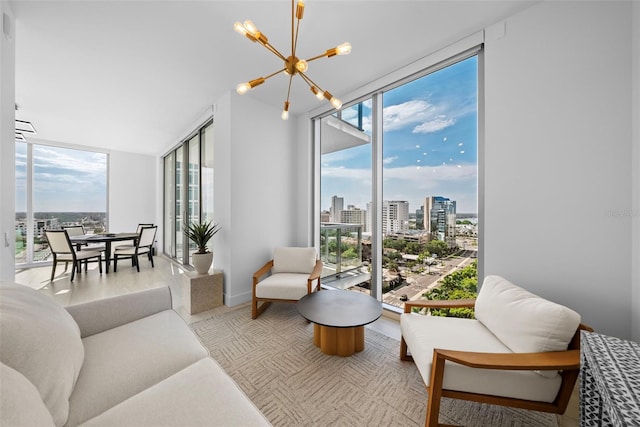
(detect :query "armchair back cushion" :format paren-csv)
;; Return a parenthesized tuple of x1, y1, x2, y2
(0, 282, 84, 426)
(475, 275, 580, 377)
(271, 247, 316, 274)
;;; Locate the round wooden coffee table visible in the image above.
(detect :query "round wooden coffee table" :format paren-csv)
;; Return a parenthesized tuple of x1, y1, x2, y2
(297, 290, 383, 357)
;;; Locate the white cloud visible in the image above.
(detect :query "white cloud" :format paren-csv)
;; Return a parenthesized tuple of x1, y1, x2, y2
(383, 100, 435, 132)
(383, 156, 398, 164)
(321, 166, 371, 182)
(412, 116, 455, 134)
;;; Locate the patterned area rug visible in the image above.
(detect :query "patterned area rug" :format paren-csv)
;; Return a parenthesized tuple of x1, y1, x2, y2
(191, 303, 559, 427)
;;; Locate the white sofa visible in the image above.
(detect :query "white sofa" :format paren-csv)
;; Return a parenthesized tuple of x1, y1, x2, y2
(0, 282, 271, 427)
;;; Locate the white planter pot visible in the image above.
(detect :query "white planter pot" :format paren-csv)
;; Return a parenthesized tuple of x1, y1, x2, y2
(192, 252, 213, 274)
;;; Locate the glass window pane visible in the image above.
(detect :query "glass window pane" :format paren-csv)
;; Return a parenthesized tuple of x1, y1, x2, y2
(381, 56, 478, 308)
(31, 145, 107, 263)
(164, 152, 175, 258)
(201, 122, 214, 252)
(175, 145, 183, 260)
(187, 134, 200, 264)
(319, 99, 372, 291)
(15, 142, 27, 264)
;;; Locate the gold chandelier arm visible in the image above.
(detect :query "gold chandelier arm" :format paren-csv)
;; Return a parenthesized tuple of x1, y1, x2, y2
(291, 0, 295, 57)
(263, 67, 287, 82)
(298, 71, 326, 93)
(305, 52, 328, 63)
(251, 38, 287, 62)
(285, 73, 294, 103)
(292, 0, 305, 58)
(305, 43, 352, 63)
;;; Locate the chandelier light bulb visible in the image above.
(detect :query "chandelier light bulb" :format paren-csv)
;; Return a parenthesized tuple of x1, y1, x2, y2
(243, 20, 259, 36)
(281, 101, 290, 120)
(295, 59, 308, 73)
(233, 22, 247, 36)
(236, 83, 251, 95)
(335, 42, 352, 56)
(310, 86, 324, 100)
(330, 97, 343, 110)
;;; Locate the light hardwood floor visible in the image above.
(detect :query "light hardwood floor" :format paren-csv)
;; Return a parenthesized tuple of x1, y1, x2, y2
(14, 254, 579, 426)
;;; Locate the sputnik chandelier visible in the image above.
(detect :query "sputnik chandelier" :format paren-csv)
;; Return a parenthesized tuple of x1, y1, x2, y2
(234, 0, 351, 120)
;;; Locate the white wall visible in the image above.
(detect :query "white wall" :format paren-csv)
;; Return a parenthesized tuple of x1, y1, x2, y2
(213, 92, 297, 306)
(108, 150, 157, 234)
(484, 1, 634, 338)
(295, 114, 313, 246)
(632, 1, 640, 342)
(0, 1, 15, 281)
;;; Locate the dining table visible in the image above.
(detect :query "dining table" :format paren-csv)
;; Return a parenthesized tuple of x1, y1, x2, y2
(70, 232, 138, 273)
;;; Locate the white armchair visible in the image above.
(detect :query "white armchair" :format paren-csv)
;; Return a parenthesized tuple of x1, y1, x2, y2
(252, 247, 323, 319)
(400, 275, 591, 427)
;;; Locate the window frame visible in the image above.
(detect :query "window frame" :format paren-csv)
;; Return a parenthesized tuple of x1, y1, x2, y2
(14, 140, 109, 268)
(312, 46, 484, 308)
(162, 118, 213, 266)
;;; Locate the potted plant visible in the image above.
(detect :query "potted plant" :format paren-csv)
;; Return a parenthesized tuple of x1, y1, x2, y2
(184, 220, 221, 274)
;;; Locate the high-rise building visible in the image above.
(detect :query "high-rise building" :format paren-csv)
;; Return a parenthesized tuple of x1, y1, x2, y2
(330, 195, 344, 223)
(340, 208, 367, 228)
(382, 201, 409, 235)
(424, 196, 457, 243)
(415, 206, 424, 230)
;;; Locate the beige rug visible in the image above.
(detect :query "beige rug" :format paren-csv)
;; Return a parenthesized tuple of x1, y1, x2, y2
(191, 303, 559, 427)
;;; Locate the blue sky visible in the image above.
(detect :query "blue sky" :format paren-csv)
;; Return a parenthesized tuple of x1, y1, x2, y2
(321, 56, 478, 214)
(15, 142, 107, 212)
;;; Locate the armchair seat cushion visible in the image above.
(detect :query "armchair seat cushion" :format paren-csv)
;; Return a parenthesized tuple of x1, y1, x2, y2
(400, 313, 562, 402)
(255, 273, 314, 300)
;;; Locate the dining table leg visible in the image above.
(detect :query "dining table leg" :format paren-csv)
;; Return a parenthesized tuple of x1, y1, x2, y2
(104, 241, 112, 273)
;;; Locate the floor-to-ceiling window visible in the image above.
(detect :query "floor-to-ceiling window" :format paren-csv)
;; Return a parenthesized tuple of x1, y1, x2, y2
(163, 119, 213, 265)
(15, 141, 108, 267)
(316, 51, 479, 310)
(319, 99, 372, 290)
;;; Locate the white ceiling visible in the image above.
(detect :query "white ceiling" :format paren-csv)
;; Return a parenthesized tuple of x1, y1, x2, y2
(11, 0, 535, 155)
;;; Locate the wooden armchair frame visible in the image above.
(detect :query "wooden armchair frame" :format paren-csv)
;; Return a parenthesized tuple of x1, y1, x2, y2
(400, 299, 593, 427)
(252, 259, 323, 319)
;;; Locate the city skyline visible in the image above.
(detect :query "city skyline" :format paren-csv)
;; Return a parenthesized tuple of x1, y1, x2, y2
(321, 56, 478, 214)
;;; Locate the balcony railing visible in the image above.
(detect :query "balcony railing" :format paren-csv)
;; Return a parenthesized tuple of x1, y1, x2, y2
(319, 223, 365, 285)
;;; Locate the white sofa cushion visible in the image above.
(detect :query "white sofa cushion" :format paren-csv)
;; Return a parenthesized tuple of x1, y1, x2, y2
(79, 358, 271, 426)
(271, 247, 316, 274)
(0, 362, 55, 427)
(401, 313, 563, 402)
(0, 282, 84, 427)
(66, 310, 208, 426)
(475, 275, 581, 354)
(255, 273, 312, 300)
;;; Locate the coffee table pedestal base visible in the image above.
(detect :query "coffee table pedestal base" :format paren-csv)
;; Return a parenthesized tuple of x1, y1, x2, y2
(313, 324, 365, 356)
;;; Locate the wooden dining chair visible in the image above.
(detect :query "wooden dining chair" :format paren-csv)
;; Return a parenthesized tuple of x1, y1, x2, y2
(45, 229, 102, 282)
(63, 225, 106, 253)
(113, 223, 154, 253)
(113, 226, 157, 272)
